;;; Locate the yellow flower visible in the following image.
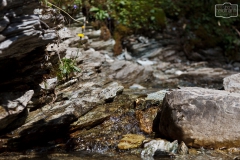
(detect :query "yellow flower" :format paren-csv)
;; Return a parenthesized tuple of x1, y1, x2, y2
(77, 33, 84, 38)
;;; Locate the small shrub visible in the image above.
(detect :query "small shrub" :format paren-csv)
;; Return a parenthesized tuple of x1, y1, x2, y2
(57, 58, 81, 81)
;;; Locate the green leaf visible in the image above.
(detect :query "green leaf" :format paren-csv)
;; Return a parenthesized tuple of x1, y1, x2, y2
(90, 7, 99, 12)
(73, 66, 81, 72)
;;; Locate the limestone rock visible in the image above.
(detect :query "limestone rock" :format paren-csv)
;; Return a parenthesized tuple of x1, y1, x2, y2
(118, 134, 145, 149)
(223, 73, 240, 93)
(159, 87, 240, 148)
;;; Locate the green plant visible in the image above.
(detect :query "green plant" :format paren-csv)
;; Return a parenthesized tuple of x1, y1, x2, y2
(90, 6, 109, 20)
(57, 58, 81, 81)
(106, 0, 166, 31)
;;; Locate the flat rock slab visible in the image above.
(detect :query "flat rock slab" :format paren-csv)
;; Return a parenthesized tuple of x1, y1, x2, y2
(159, 87, 240, 149)
(118, 134, 145, 150)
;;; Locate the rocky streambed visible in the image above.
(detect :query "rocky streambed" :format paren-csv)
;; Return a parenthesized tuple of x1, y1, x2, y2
(1, 1, 240, 159)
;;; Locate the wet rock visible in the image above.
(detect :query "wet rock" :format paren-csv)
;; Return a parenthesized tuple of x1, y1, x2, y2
(70, 100, 120, 131)
(69, 94, 143, 152)
(141, 139, 178, 158)
(0, 90, 34, 131)
(159, 87, 240, 149)
(177, 141, 189, 155)
(6, 80, 123, 148)
(118, 134, 145, 150)
(223, 73, 240, 93)
(136, 107, 159, 134)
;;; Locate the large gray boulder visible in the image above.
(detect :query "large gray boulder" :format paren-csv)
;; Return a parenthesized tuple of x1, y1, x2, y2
(159, 87, 240, 149)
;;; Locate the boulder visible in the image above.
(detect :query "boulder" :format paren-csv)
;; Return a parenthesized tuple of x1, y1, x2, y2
(223, 73, 240, 93)
(159, 87, 240, 149)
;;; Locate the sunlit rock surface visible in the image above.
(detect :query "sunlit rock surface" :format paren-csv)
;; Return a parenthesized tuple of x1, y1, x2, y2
(223, 73, 240, 93)
(159, 87, 240, 148)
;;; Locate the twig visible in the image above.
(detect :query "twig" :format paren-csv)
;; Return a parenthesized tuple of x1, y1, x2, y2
(46, 1, 85, 24)
(233, 26, 240, 37)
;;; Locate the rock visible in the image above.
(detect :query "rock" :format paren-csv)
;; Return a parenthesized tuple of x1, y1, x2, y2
(105, 54, 114, 63)
(199, 47, 226, 63)
(39, 77, 58, 90)
(0, 16, 9, 32)
(117, 134, 145, 150)
(108, 60, 151, 85)
(159, 87, 240, 148)
(58, 27, 83, 40)
(69, 94, 143, 152)
(138, 36, 149, 44)
(129, 84, 146, 90)
(117, 53, 125, 60)
(6, 79, 123, 148)
(35, 8, 65, 28)
(136, 107, 159, 134)
(141, 47, 163, 59)
(179, 67, 236, 88)
(146, 90, 168, 101)
(141, 139, 178, 158)
(123, 49, 132, 60)
(0, 90, 34, 130)
(177, 141, 189, 155)
(89, 39, 115, 51)
(175, 70, 183, 76)
(0, 14, 56, 58)
(70, 100, 120, 131)
(84, 29, 101, 38)
(99, 82, 124, 102)
(130, 43, 162, 57)
(223, 73, 240, 93)
(137, 59, 157, 66)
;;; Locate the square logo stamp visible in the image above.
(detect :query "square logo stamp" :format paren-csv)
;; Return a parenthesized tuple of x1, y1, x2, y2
(215, 2, 238, 18)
